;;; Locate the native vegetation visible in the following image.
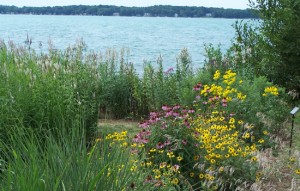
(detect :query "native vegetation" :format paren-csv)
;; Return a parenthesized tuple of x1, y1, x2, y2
(0, 0, 299, 190)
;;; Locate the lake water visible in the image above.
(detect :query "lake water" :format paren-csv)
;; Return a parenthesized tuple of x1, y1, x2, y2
(0, 14, 240, 72)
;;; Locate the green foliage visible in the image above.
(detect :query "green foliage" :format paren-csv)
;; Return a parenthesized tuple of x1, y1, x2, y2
(0, 125, 151, 191)
(0, 41, 99, 146)
(231, 0, 300, 98)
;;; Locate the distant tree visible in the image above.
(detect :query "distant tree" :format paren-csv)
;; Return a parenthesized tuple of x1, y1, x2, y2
(0, 5, 258, 18)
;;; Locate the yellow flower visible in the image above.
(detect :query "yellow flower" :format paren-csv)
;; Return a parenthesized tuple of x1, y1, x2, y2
(177, 156, 183, 162)
(263, 130, 269, 135)
(190, 172, 195, 177)
(258, 139, 264, 144)
(167, 151, 175, 158)
(219, 166, 224, 172)
(229, 118, 235, 124)
(289, 157, 295, 163)
(295, 169, 300, 175)
(213, 70, 221, 80)
(251, 156, 257, 162)
(172, 178, 179, 185)
(199, 173, 205, 179)
(263, 86, 279, 96)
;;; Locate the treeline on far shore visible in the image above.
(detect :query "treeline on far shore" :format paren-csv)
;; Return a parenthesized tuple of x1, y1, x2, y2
(0, 4, 258, 18)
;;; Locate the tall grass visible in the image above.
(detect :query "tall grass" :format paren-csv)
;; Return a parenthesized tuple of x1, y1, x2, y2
(0, 124, 152, 191)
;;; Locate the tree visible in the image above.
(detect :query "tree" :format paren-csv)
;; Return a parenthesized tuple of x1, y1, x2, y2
(252, 0, 300, 94)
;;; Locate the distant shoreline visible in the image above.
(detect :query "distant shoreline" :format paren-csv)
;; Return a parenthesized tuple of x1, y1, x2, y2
(0, 4, 258, 19)
(0, 13, 255, 19)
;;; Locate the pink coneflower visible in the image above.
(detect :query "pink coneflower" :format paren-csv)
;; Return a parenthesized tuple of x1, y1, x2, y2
(139, 121, 149, 128)
(162, 105, 170, 111)
(165, 111, 173, 117)
(173, 104, 180, 110)
(156, 142, 164, 149)
(172, 164, 180, 171)
(142, 138, 149, 144)
(173, 112, 180, 117)
(182, 139, 187, 145)
(188, 109, 195, 113)
(164, 139, 171, 146)
(133, 135, 141, 142)
(193, 85, 200, 91)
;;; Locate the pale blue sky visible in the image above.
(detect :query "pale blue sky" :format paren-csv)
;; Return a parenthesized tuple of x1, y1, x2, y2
(0, 0, 250, 9)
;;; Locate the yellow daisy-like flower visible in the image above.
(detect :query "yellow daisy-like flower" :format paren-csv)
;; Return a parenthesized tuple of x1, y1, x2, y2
(190, 172, 195, 177)
(258, 139, 264, 144)
(213, 70, 221, 80)
(289, 157, 295, 163)
(210, 159, 216, 164)
(177, 156, 183, 162)
(295, 169, 300, 175)
(263, 130, 269, 135)
(219, 166, 224, 172)
(172, 178, 179, 185)
(199, 173, 205, 179)
(251, 156, 257, 162)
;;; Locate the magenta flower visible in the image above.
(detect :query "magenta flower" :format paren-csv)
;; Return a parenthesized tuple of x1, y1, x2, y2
(162, 105, 171, 111)
(173, 104, 180, 110)
(188, 109, 195, 113)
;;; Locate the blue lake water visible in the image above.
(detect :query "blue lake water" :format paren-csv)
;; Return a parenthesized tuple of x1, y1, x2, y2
(0, 14, 242, 72)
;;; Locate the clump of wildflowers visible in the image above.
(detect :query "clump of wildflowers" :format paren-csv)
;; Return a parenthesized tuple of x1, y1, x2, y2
(263, 86, 279, 96)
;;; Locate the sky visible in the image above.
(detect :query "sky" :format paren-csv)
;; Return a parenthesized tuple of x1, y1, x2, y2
(0, 0, 250, 9)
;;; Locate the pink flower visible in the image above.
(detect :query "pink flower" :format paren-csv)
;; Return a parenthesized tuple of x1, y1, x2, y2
(162, 105, 171, 111)
(193, 85, 200, 91)
(156, 142, 164, 149)
(188, 109, 195, 113)
(173, 105, 180, 110)
(182, 139, 187, 145)
(164, 139, 171, 146)
(139, 121, 149, 128)
(173, 112, 180, 117)
(164, 67, 174, 74)
(165, 111, 173, 117)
